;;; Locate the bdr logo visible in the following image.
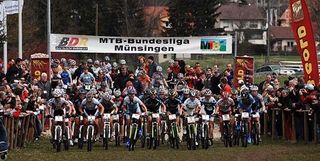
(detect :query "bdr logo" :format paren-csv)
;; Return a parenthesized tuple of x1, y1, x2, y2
(200, 39, 226, 51)
(56, 37, 88, 50)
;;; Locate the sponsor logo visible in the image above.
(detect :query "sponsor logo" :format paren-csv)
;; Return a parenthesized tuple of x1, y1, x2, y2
(200, 38, 227, 51)
(56, 37, 88, 50)
(292, 0, 304, 22)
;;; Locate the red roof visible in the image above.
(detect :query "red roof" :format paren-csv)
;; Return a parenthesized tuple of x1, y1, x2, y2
(218, 3, 264, 20)
(269, 26, 294, 40)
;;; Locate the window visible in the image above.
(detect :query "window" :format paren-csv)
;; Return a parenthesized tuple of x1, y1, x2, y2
(163, 54, 167, 59)
(287, 41, 294, 47)
(249, 22, 258, 29)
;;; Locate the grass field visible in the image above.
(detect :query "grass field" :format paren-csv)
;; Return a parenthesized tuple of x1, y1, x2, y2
(160, 55, 302, 85)
(8, 137, 320, 161)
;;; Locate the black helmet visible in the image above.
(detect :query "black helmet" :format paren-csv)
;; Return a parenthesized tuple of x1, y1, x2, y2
(190, 89, 197, 97)
(150, 88, 157, 95)
(168, 89, 177, 96)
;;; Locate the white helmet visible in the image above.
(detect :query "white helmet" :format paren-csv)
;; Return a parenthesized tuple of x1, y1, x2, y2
(105, 56, 110, 61)
(119, 59, 126, 65)
(156, 66, 163, 72)
(94, 60, 100, 65)
(112, 62, 118, 68)
(305, 84, 314, 91)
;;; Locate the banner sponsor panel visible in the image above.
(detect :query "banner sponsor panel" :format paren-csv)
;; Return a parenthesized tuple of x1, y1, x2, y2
(50, 34, 232, 54)
(290, 0, 319, 85)
(233, 56, 254, 89)
(30, 53, 50, 80)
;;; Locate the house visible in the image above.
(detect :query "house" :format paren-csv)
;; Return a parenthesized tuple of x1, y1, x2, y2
(216, 3, 267, 55)
(269, 26, 296, 52)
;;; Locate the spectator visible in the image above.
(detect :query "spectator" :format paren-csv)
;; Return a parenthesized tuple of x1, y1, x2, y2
(6, 58, 23, 83)
(210, 67, 222, 95)
(147, 56, 157, 78)
(258, 74, 274, 93)
(224, 63, 234, 87)
(114, 64, 129, 92)
(37, 73, 51, 100)
(203, 68, 213, 89)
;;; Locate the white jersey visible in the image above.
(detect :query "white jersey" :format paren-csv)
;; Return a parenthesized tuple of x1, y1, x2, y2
(183, 98, 201, 116)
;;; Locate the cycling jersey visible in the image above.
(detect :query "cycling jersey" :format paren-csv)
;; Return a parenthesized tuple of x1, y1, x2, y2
(144, 97, 162, 113)
(81, 98, 100, 115)
(164, 98, 181, 114)
(60, 70, 71, 85)
(200, 97, 216, 115)
(237, 94, 255, 113)
(252, 94, 263, 112)
(183, 98, 201, 116)
(100, 99, 116, 113)
(122, 96, 142, 114)
(216, 98, 234, 114)
(79, 72, 95, 84)
(48, 98, 68, 111)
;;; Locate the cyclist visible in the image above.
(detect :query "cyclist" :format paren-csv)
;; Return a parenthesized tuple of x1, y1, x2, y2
(100, 93, 118, 135)
(164, 89, 182, 128)
(63, 93, 76, 146)
(79, 67, 96, 89)
(79, 91, 104, 140)
(251, 85, 266, 142)
(122, 89, 148, 141)
(47, 89, 69, 142)
(144, 88, 166, 137)
(237, 88, 255, 143)
(200, 89, 216, 144)
(73, 88, 86, 144)
(182, 89, 201, 138)
(215, 91, 235, 140)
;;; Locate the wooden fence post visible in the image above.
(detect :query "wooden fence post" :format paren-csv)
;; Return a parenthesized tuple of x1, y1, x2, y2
(303, 111, 308, 143)
(291, 112, 296, 143)
(282, 110, 285, 140)
(272, 109, 275, 141)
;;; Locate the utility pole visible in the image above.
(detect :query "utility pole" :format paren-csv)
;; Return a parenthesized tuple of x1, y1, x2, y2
(47, 0, 51, 65)
(266, 0, 270, 64)
(95, 2, 98, 60)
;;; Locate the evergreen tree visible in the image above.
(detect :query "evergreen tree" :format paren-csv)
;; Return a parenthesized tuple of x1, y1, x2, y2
(164, 0, 222, 36)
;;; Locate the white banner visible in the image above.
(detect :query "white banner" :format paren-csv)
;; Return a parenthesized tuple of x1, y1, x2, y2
(3, 0, 23, 15)
(50, 34, 233, 54)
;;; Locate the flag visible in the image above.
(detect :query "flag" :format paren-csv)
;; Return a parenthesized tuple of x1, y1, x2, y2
(290, 0, 319, 85)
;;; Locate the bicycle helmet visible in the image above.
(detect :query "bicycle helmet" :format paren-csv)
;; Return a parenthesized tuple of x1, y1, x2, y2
(112, 62, 118, 68)
(231, 88, 238, 95)
(204, 89, 212, 96)
(86, 91, 94, 101)
(103, 93, 112, 101)
(177, 73, 184, 79)
(127, 87, 136, 95)
(305, 84, 314, 91)
(52, 89, 62, 98)
(183, 88, 190, 95)
(240, 89, 249, 98)
(119, 59, 126, 65)
(87, 59, 93, 64)
(168, 89, 177, 96)
(251, 85, 259, 91)
(79, 88, 86, 94)
(114, 89, 121, 97)
(105, 56, 110, 61)
(156, 66, 163, 72)
(190, 89, 197, 97)
(150, 88, 157, 95)
(94, 60, 100, 65)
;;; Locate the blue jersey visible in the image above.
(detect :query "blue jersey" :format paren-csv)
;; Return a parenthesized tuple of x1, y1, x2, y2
(200, 97, 216, 115)
(237, 94, 255, 112)
(60, 70, 71, 85)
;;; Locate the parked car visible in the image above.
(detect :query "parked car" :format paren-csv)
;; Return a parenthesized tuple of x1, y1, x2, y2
(255, 65, 296, 76)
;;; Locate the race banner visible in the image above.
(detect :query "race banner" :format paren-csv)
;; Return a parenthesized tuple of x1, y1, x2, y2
(50, 34, 232, 54)
(30, 53, 50, 80)
(233, 56, 254, 89)
(290, 0, 319, 85)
